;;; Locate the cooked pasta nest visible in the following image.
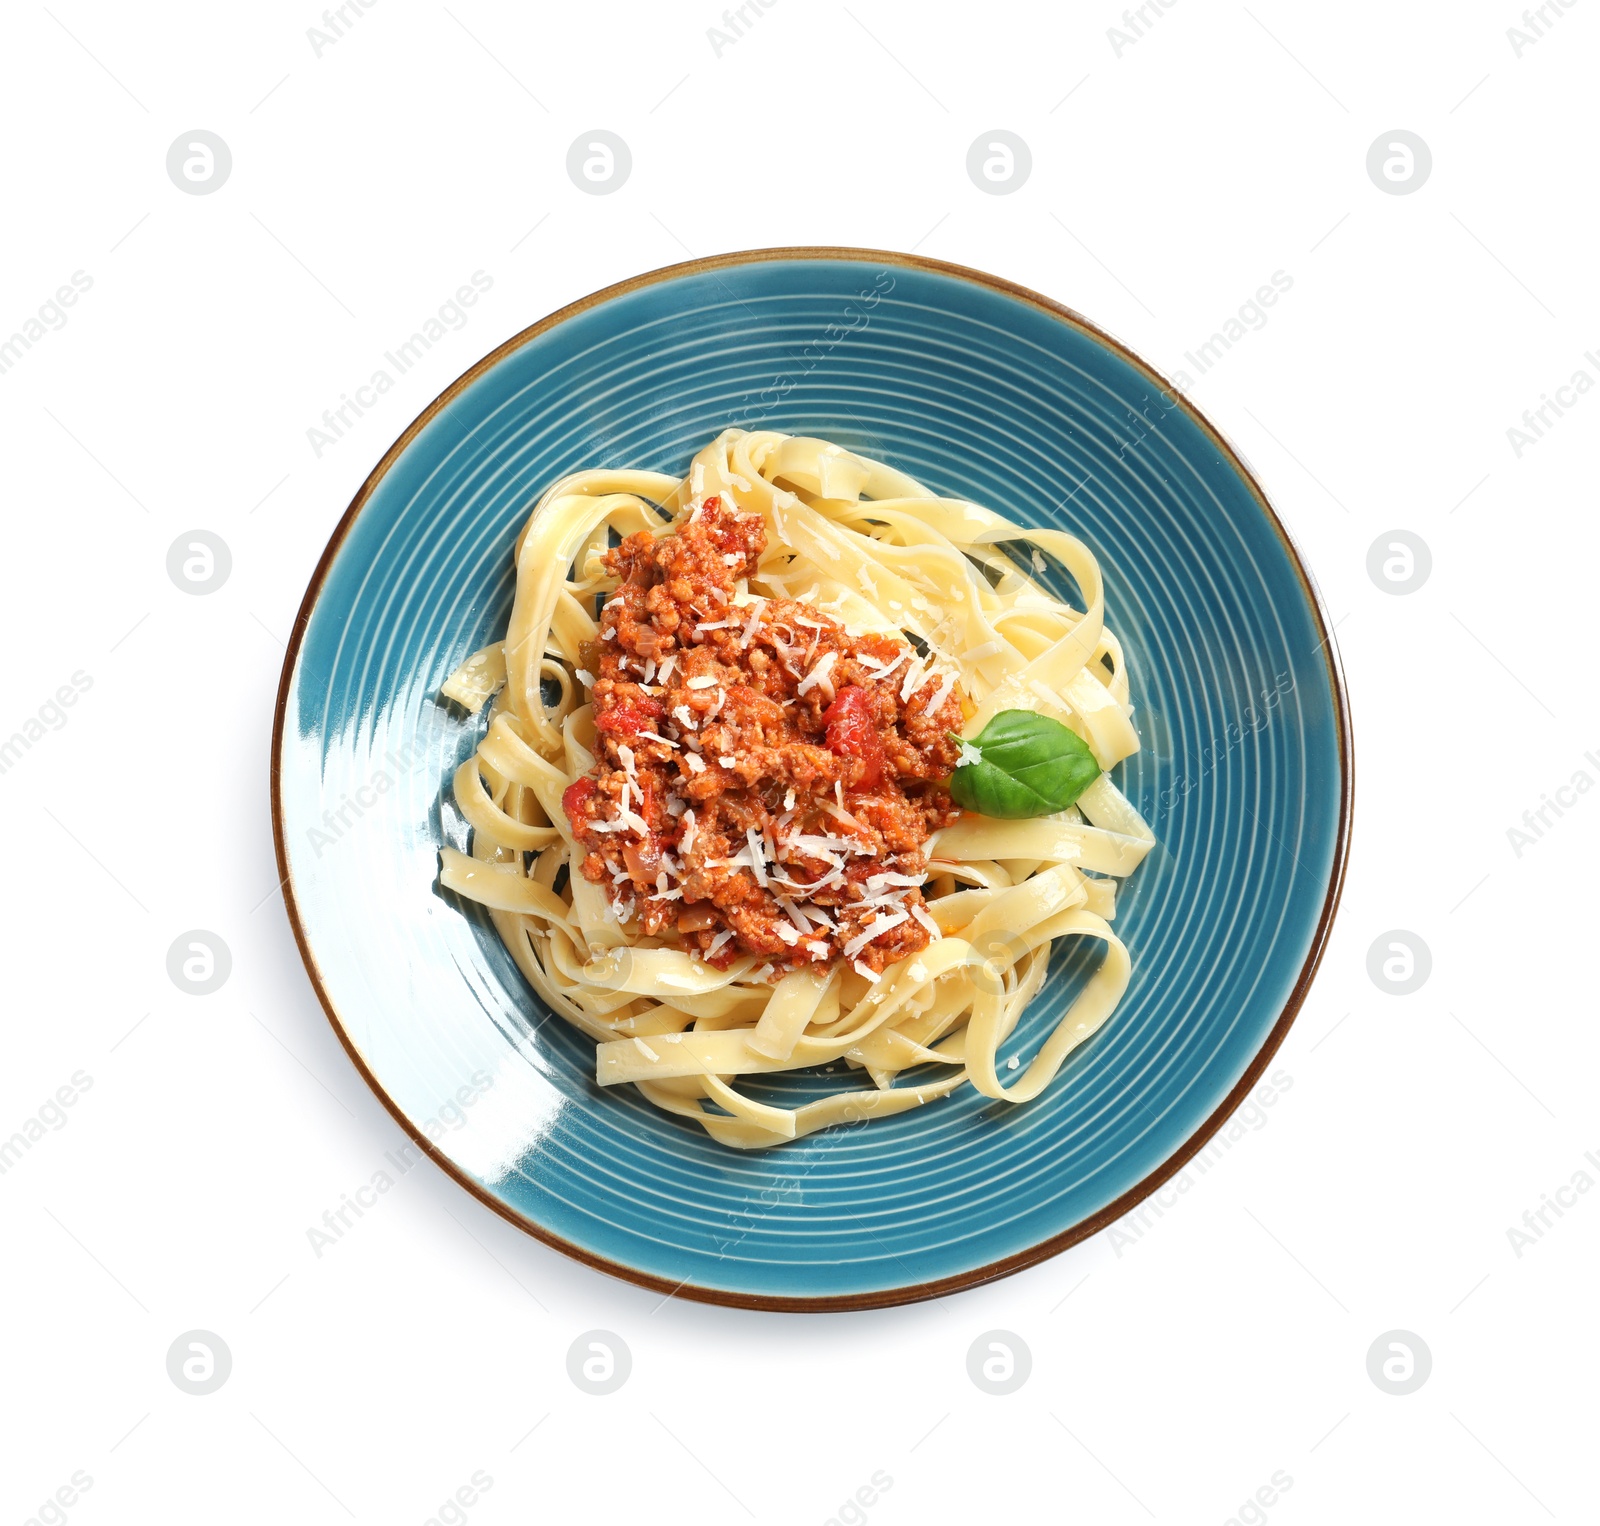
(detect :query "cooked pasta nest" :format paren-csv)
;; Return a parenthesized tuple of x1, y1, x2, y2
(438, 429, 1154, 1148)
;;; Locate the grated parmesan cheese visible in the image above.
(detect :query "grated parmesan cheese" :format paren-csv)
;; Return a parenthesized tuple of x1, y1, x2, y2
(745, 828, 767, 886)
(775, 898, 810, 934)
(909, 904, 943, 940)
(797, 650, 837, 696)
(858, 651, 908, 682)
(822, 800, 869, 834)
(924, 670, 958, 714)
(843, 911, 910, 960)
(739, 601, 765, 650)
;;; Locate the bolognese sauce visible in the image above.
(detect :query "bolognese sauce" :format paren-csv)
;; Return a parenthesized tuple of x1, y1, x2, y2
(563, 495, 964, 978)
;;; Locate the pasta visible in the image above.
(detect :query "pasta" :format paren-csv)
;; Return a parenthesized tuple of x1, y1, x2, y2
(439, 428, 1154, 1148)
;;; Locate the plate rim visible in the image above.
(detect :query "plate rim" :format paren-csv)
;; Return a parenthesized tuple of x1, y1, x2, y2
(269, 245, 1355, 1313)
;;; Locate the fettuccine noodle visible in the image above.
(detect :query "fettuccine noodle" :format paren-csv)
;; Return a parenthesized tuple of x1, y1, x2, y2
(439, 429, 1154, 1148)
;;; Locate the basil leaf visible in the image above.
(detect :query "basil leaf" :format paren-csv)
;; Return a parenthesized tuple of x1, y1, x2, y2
(947, 710, 1101, 819)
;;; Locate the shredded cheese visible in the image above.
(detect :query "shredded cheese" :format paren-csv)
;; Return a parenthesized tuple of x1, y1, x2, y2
(797, 651, 837, 696)
(925, 670, 958, 714)
(739, 602, 765, 650)
(843, 911, 910, 960)
(745, 827, 768, 887)
(909, 903, 943, 940)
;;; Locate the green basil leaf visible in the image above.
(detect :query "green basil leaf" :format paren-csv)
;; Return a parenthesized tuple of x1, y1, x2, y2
(947, 710, 1102, 819)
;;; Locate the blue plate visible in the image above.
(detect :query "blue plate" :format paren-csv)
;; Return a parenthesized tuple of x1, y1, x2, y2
(272, 250, 1351, 1309)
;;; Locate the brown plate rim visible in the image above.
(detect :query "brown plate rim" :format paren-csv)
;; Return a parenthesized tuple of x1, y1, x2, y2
(269, 245, 1354, 1314)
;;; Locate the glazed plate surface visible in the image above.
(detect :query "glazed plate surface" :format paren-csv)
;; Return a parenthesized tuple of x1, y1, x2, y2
(272, 249, 1351, 1309)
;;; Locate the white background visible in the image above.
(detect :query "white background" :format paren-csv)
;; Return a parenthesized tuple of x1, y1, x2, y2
(1, 1, 1596, 1522)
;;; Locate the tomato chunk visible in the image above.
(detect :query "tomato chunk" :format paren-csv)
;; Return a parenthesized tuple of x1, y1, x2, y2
(822, 685, 884, 789)
(561, 776, 596, 828)
(595, 695, 663, 740)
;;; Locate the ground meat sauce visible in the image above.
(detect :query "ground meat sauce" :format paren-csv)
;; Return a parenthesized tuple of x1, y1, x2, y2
(563, 496, 964, 976)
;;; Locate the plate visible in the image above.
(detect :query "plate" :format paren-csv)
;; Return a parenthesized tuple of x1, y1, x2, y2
(271, 249, 1351, 1309)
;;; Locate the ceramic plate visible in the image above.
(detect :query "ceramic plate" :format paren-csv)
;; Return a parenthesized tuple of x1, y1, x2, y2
(271, 249, 1351, 1310)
